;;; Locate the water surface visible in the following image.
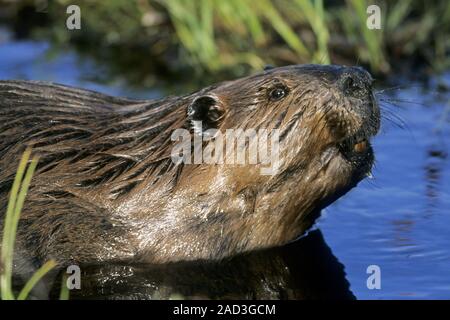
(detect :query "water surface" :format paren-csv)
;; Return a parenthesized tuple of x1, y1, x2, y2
(1, 27, 449, 299)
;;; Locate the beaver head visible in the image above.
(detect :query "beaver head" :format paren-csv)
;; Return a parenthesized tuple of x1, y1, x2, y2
(185, 64, 378, 178)
(0, 64, 380, 265)
(138, 64, 380, 262)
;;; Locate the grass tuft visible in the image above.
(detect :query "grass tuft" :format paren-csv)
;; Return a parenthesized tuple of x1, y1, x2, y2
(0, 148, 59, 300)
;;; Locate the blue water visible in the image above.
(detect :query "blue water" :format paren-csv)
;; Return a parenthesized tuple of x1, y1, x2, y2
(319, 79, 450, 299)
(0, 26, 160, 99)
(1, 27, 449, 299)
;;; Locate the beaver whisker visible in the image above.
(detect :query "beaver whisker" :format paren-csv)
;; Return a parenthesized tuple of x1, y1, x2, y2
(379, 107, 408, 130)
(378, 97, 428, 108)
(374, 84, 423, 94)
(376, 96, 412, 134)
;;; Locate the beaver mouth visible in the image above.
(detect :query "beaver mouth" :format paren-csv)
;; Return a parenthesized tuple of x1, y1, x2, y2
(337, 131, 372, 161)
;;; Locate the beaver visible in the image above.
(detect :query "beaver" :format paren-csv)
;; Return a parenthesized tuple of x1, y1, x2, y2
(0, 64, 380, 267)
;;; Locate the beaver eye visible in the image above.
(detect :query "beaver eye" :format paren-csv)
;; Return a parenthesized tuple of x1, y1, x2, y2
(269, 87, 287, 101)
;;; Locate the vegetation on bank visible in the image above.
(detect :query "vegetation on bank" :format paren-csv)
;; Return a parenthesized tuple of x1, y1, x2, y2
(0, 149, 66, 300)
(1, 0, 449, 86)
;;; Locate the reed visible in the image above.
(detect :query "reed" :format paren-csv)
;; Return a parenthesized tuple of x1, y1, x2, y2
(0, 148, 61, 300)
(4, 0, 450, 79)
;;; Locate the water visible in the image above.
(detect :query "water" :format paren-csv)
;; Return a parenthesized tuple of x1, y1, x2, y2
(1, 27, 449, 300)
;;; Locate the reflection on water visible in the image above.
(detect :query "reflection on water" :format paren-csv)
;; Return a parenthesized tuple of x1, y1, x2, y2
(319, 75, 450, 299)
(1, 26, 449, 299)
(57, 230, 354, 300)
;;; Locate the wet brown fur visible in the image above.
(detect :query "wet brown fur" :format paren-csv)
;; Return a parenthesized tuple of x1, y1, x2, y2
(0, 65, 380, 267)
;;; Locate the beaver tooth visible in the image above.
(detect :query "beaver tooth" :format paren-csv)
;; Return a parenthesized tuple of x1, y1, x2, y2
(353, 140, 367, 153)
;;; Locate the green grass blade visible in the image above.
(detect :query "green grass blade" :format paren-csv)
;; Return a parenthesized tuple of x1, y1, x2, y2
(59, 275, 70, 300)
(0, 148, 32, 300)
(257, 0, 310, 57)
(294, 0, 330, 64)
(347, 0, 386, 71)
(386, 0, 413, 32)
(8, 155, 39, 275)
(17, 260, 57, 300)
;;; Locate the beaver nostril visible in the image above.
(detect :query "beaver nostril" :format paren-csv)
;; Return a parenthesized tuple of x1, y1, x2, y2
(340, 73, 364, 96)
(338, 66, 373, 96)
(343, 76, 355, 89)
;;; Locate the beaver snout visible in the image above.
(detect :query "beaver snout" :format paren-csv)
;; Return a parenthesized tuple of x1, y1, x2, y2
(337, 66, 373, 98)
(322, 65, 380, 142)
(324, 67, 379, 178)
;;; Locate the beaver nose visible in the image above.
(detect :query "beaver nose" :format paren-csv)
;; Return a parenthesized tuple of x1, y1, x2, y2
(338, 67, 372, 96)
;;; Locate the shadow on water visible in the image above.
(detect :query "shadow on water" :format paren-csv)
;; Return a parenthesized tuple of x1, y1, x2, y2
(48, 230, 355, 300)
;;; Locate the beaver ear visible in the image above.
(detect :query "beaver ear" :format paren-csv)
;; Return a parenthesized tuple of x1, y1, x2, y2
(187, 95, 225, 134)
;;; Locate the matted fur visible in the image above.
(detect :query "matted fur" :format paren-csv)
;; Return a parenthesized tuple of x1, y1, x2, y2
(0, 65, 379, 267)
